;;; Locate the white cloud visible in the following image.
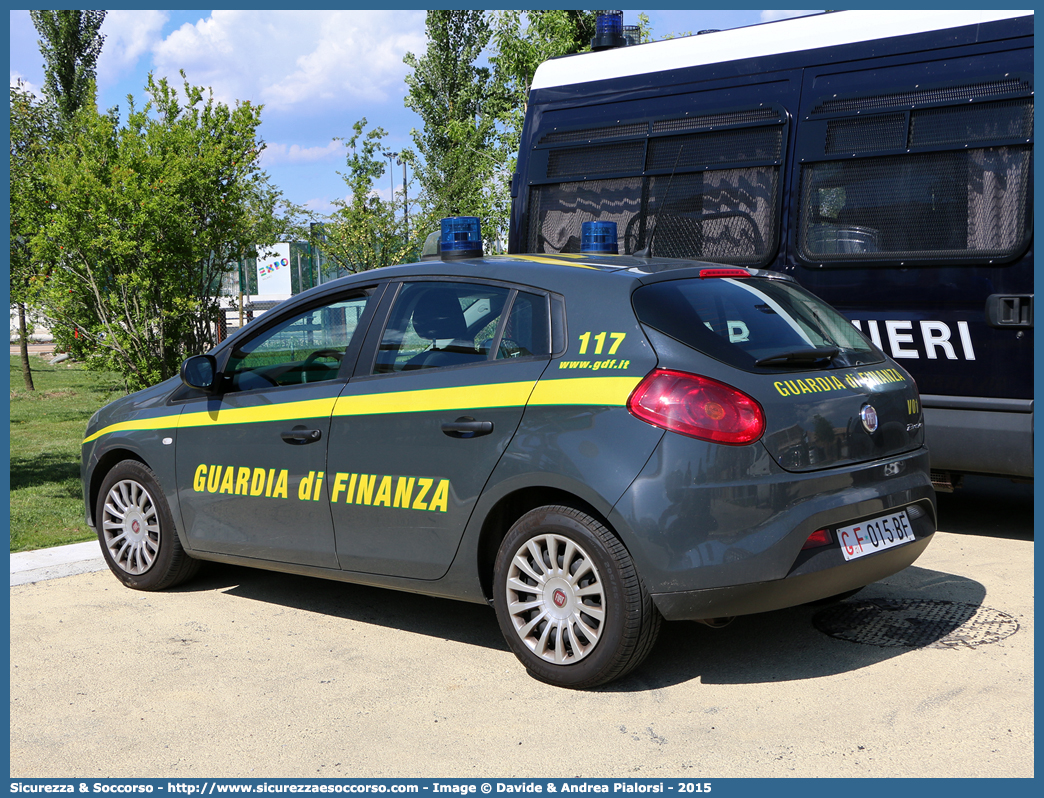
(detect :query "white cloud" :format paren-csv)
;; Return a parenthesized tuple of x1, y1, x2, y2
(152, 10, 426, 112)
(303, 197, 339, 215)
(10, 72, 40, 96)
(261, 139, 345, 166)
(96, 10, 169, 85)
(760, 10, 822, 23)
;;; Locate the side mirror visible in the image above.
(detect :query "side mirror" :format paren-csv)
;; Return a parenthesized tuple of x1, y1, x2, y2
(180, 355, 218, 392)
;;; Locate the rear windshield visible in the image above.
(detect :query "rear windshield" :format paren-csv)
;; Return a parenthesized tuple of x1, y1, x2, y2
(632, 277, 883, 371)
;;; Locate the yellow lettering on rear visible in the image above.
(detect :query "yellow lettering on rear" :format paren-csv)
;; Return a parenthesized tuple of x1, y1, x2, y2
(207, 465, 222, 493)
(235, 467, 251, 496)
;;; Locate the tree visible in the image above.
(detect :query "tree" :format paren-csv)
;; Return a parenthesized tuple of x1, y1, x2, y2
(30, 10, 106, 127)
(9, 82, 58, 391)
(33, 73, 285, 391)
(319, 119, 424, 274)
(13, 11, 106, 390)
(403, 11, 503, 248)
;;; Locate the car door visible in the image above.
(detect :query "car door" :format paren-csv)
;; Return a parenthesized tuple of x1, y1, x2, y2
(327, 279, 553, 579)
(175, 287, 378, 567)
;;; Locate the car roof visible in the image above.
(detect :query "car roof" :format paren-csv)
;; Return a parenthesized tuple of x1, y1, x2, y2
(305, 252, 772, 294)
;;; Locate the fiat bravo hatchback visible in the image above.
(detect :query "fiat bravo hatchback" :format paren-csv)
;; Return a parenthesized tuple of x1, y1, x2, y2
(83, 225, 935, 688)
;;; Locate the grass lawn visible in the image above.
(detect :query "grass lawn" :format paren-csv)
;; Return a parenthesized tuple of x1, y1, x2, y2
(9, 355, 126, 551)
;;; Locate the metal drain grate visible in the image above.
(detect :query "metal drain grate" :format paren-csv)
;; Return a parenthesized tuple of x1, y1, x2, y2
(812, 598, 1019, 649)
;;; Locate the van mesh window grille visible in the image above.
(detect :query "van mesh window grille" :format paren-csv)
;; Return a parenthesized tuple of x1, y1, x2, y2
(650, 107, 782, 134)
(643, 170, 779, 263)
(910, 99, 1034, 147)
(810, 78, 1031, 115)
(546, 140, 645, 178)
(539, 122, 649, 145)
(798, 146, 1031, 262)
(526, 178, 643, 254)
(647, 127, 783, 170)
(826, 114, 907, 154)
(526, 166, 778, 265)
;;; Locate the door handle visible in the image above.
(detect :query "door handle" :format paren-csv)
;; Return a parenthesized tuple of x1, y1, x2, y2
(441, 417, 494, 439)
(281, 426, 322, 445)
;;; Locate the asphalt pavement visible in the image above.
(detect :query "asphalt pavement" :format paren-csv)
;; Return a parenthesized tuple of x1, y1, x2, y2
(9, 477, 1033, 778)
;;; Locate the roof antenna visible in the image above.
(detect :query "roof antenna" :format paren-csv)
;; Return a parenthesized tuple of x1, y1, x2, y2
(634, 143, 684, 258)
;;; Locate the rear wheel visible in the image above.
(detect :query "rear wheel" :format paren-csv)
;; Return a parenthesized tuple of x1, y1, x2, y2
(96, 460, 199, 591)
(493, 505, 661, 688)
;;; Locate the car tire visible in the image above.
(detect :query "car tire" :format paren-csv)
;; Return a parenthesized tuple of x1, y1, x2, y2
(96, 460, 199, 591)
(493, 505, 661, 688)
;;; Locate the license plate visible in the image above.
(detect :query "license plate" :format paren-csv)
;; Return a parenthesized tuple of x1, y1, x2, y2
(837, 510, 915, 562)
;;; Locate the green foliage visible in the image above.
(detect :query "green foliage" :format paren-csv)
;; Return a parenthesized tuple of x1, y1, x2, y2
(403, 11, 506, 249)
(32, 73, 288, 391)
(30, 10, 106, 128)
(319, 119, 426, 273)
(9, 83, 57, 365)
(10, 356, 124, 552)
(401, 11, 604, 251)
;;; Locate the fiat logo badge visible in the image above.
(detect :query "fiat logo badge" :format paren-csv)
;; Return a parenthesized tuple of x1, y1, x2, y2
(860, 404, 879, 434)
(552, 589, 567, 608)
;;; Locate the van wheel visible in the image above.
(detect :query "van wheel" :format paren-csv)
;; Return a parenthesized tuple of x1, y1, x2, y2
(96, 460, 199, 591)
(493, 505, 661, 688)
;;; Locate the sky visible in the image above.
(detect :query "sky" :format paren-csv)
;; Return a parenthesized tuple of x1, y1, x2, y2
(9, 9, 821, 217)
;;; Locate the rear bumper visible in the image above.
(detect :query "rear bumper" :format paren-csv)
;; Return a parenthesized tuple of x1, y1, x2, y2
(651, 533, 932, 621)
(921, 397, 1033, 478)
(611, 435, 935, 613)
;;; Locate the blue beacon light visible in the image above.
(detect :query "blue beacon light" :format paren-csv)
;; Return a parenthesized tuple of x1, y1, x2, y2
(440, 216, 483, 260)
(581, 221, 619, 254)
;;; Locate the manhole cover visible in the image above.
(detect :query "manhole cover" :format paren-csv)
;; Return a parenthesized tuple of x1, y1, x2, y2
(812, 598, 1019, 649)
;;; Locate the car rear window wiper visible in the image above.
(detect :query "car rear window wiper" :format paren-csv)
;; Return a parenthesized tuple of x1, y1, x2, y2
(755, 346, 840, 367)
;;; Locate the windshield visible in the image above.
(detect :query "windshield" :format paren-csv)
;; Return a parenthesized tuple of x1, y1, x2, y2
(632, 277, 882, 371)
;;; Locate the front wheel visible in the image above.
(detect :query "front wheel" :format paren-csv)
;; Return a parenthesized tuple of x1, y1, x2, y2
(96, 460, 199, 591)
(493, 505, 661, 688)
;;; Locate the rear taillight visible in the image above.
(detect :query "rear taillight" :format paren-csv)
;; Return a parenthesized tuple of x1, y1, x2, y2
(801, 528, 833, 550)
(628, 369, 765, 444)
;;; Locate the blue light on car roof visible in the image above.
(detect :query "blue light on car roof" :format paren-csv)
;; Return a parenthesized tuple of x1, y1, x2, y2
(440, 216, 483, 260)
(581, 221, 619, 254)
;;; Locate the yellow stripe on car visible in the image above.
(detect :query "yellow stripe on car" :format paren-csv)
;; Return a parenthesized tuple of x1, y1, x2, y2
(82, 415, 182, 445)
(498, 254, 600, 270)
(83, 375, 643, 444)
(178, 397, 340, 430)
(529, 376, 642, 406)
(332, 381, 539, 417)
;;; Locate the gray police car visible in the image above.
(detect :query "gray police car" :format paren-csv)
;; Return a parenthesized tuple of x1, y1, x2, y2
(82, 218, 935, 688)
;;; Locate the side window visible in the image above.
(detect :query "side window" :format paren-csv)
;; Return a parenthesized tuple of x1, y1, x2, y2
(796, 72, 1033, 265)
(498, 291, 550, 359)
(524, 103, 787, 265)
(225, 293, 371, 391)
(374, 282, 512, 373)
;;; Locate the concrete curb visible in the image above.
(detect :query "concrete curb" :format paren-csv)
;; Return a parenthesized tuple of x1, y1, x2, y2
(10, 541, 107, 587)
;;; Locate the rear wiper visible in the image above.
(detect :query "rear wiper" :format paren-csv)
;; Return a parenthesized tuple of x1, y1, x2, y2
(755, 346, 839, 367)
